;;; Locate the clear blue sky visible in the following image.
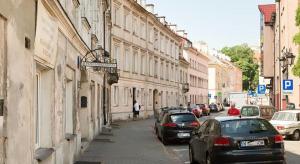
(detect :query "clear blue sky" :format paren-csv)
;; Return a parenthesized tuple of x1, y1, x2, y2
(147, 0, 275, 50)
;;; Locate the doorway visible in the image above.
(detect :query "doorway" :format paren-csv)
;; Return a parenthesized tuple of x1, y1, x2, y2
(153, 89, 159, 118)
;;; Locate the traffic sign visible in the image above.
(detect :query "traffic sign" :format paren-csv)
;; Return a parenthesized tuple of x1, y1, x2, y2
(257, 85, 266, 94)
(283, 79, 293, 93)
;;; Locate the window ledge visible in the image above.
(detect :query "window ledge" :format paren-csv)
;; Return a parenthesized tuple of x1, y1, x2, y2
(65, 133, 76, 141)
(34, 148, 54, 162)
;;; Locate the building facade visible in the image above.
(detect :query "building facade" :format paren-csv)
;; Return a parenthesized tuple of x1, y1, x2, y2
(0, 0, 112, 163)
(259, 0, 300, 109)
(182, 39, 209, 104)
(110, 0, 182, 120)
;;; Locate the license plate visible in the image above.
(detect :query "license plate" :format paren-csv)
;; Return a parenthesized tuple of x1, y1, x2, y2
(240, 140, 265, 147)
(177, 133, 190, 138)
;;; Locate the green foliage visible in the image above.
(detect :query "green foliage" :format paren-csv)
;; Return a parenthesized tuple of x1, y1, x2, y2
(293, 7, 300, 77)
(221, 44, 259, 91)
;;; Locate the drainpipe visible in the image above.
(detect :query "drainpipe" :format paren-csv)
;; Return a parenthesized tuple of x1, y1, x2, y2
(278, 0, 282, 110)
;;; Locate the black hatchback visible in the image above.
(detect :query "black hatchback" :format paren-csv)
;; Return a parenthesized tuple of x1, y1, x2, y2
(189, 117, 285, 164)
(155, 111, 200, 145)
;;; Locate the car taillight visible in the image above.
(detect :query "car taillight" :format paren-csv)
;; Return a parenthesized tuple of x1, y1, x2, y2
(163, 123, 177, 127)
(277, 126, 285, 130)
(214, 137, 230, 146)
(274, 134, 283, 143)
(190, 121, 200, 127)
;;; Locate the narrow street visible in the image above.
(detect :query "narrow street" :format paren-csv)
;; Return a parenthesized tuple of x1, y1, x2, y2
(78, 110, 300, 164)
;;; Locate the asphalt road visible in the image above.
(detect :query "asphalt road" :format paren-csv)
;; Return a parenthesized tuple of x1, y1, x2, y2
(78, 109, 300, 164)
(163, 109, 300, 164)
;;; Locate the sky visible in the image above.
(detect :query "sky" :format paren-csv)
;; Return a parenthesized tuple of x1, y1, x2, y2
(147, 0, 275, 50)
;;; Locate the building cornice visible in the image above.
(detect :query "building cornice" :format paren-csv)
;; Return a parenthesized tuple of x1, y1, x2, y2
(43, 0, 90, 56)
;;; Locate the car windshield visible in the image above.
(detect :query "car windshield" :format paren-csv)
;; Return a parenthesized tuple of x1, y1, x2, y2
(272, 112, 297, 121)
(221, 119, 276, 135)
(170, 114, 196, 123)
(241, 106, 259, 116)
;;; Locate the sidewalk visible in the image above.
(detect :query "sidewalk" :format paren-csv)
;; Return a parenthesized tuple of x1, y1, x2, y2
(75, 118, 182, 164)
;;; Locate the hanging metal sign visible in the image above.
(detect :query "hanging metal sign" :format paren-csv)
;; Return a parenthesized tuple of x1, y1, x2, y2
(81, 61, 117, 68)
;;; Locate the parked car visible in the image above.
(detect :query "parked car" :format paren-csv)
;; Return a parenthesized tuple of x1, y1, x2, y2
(155, 107, 186, 133)
(270, 110, 300, 140)
(197, 104, 210, 116)
(156, 110, 200, 145)
(209, 103, 219, 112)
(240, 105, 276, 120)
(189, 117, 285, 164)
(190, 104, 202, 118)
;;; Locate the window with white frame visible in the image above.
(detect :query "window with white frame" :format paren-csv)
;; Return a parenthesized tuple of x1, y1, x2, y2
(160, 34, 164, 52)
(165, 63, 169, 80)
(123, 8, 130, 31)
(65, 77, 74, 134)
(141, 20, 146, 39)
(124, 87, 128, 106)
(149, 57, 153, 76)
(175, 45, 179, 60)
(132, 50, 137, 73)
(143, 53, 147, 75)
(124, 47, 130, 71)
(113, 4, 121, 26)
(132, 15, 138, 36)
(114, 44, 121, 70)
(136, 52, 140, 74)
(154, 29, 158, 49)
(160, 61, 164, 79)
(113, 86, 119, 106)
(141, 54, 145, 75)
(154, 60, 158, 77)
(165, 37, 168, 55)
(149, 89, 152, 106)
(34, 65, 54, 148)
(149, 25, 154, 43)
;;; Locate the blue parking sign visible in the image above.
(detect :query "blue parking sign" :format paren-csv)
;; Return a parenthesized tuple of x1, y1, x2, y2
(257, 85, 266, 94)
(283, 80, 293, 93)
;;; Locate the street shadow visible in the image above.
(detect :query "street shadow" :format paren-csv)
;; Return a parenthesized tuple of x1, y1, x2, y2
(286, 151, 300, 164)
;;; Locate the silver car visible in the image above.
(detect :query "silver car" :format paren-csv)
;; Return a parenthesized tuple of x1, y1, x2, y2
(270, 110, 300, 140)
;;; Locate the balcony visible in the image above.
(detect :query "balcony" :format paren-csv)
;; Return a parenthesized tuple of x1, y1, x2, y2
(182, 83, 189, 93)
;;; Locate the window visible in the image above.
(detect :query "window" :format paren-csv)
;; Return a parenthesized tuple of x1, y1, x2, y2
(161, 35, 164, 52)
(113, 4, 121, 26)
(160, 61, 164, 79)
(123, 8, 130, 31)
(141, 54, 145, 75)
(132, 50, 137, 73)
(149, 57, 153, 76)
(141, 88, 145, 105)
(154, 60, 158, 77)
(124, 48, 130, 71)
(141, 20, 146, 39)
(165, 63, 169, 80)
(113, 86, 119, 106)
(149, 25, 154, 43)
(124, 87, 128, 106)
(149, 89, 152, 106)
(114, 45, 121, 70)
(34, 65, 54, 148)
(65, 78, 74, 134)
(154, 29, 159, 49)
(132, 15, 138, 36)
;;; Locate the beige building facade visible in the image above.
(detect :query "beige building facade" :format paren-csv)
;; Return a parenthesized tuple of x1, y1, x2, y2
(0, 0, 113, 163)
(182, 39, 209, 104)
(110, 0, 182, 120)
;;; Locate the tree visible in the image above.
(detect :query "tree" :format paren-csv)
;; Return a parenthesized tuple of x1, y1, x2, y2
(221, 44, 259, 91)
(292, 7, 300, 76)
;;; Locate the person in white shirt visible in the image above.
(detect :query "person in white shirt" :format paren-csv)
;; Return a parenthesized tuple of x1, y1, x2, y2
(133, 100, 140, 120)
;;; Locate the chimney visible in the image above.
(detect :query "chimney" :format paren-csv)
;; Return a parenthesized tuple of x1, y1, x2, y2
(156, 16, 165, 24)
(140, 0, 146, 7)
(176, 30, 185, 37)
(167, 24, 177, 31)
(183, 32, 188, 38)
(146, 4, 154, 14)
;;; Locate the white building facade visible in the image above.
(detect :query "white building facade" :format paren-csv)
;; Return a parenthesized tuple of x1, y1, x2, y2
(110, 0, 182, 120)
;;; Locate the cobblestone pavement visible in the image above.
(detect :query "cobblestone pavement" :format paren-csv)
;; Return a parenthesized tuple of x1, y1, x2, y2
(76, 118, 182, 164)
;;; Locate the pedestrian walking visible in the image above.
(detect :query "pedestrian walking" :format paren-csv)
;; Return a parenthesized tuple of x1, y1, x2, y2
(227, 103, 240, 116)
(133, 100, 141, 120)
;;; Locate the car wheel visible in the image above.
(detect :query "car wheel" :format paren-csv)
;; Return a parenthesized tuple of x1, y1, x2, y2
(292, 130, 300, 140)
(162, 136, 169, 145)
(206, 153, 211, 164)
(189, 146, 197, 164)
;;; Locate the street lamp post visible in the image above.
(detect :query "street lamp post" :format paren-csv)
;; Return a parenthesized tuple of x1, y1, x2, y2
(279, 49, 295, 107)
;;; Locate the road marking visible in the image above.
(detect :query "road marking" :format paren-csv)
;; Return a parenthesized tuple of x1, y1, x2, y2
(184, 161, 190, 164)
(173, 148, 188, 152)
